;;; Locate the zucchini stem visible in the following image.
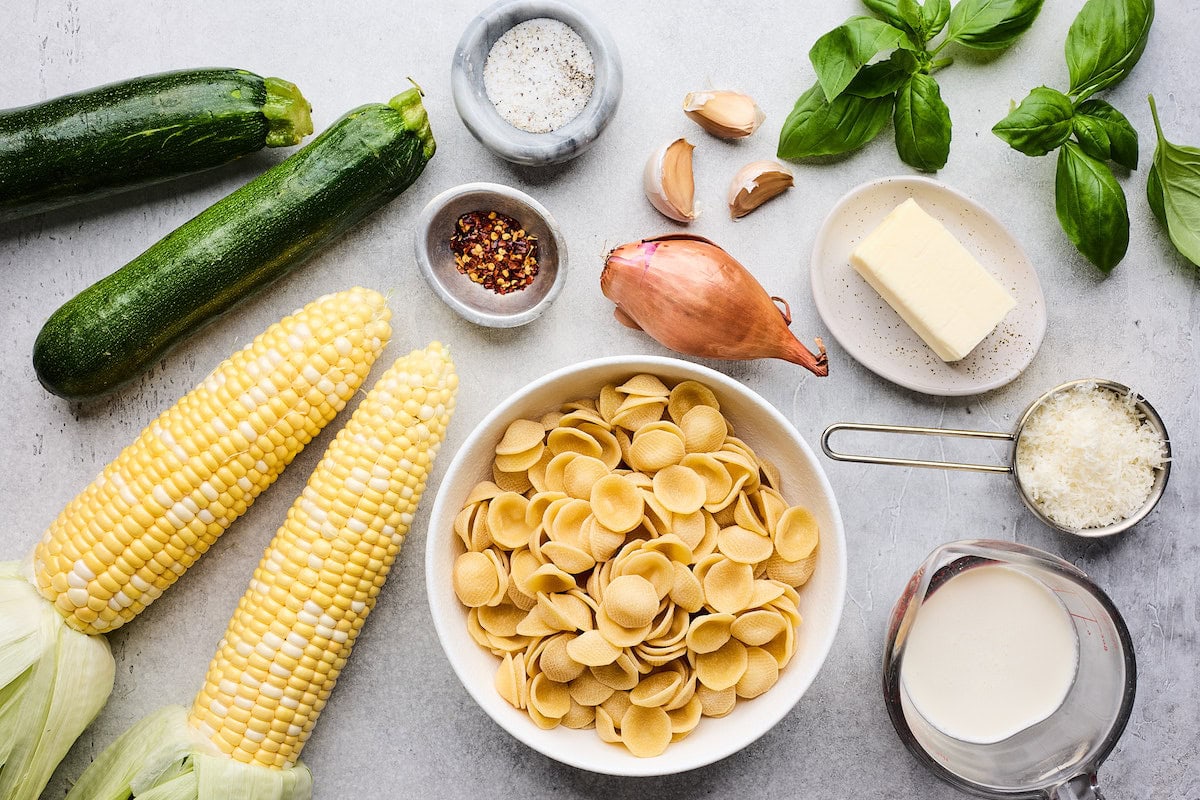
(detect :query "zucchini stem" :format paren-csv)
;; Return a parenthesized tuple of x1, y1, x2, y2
(262, 77, 314, 147)
(388, 87, 436, 160)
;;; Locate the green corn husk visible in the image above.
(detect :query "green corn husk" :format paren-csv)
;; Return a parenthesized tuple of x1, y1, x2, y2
(0, 561, 115, 800)
(66, 705, 313, 800)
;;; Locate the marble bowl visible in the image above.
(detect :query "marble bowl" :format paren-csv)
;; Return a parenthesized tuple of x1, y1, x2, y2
(451, 0, 623, 166)
(425, 356, 848, 776)
(414, 182, 565, 328)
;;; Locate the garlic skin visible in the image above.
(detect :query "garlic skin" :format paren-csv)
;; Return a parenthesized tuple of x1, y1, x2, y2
(643, 138, 696, 223)
(728, 160, 794, 219)
(601, 234, 828, 376)
(683, 91, 765, 139)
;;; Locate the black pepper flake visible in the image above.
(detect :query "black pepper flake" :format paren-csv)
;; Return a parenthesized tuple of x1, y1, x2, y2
(450, 210, 540, 295)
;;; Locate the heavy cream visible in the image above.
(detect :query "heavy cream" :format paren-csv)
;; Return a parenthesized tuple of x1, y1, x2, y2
(900, 564, 1078, 744)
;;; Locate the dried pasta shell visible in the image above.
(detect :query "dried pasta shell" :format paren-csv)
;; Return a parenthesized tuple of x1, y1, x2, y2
(597, 605, 653, 648)
(774, 506, 819, 562)
(644, 603, 678, 643)
(663, 667, 697, 711)
(549, 498, 592, 547)
(733, 493, 768, 537)
(735, 646, 780, 699)
(485, 631, 535, 654)
(496, 419, 547, 455)
(466, 608, 492, 650)
(669, 562, 705, 613)
(540, 409, 565, 430)
(680, 405, 728, 453)
(686, 612, 735, 654)
(453, 503, 481, 551)
(599, 383, 623, 424)
(526, 448, 555, 493)
(670, 510, 707, 552)
(570, 671, 615, 706)
(752, 486, 789, 532)
(537, 592, 590, 633)
(634, 641, 688, 666)
(562, 397, 599, 413)
(492, 463, 533, 494)
(558, 407, 609, 430)
(730, 609, 787, 646)
(563, 455, 610, 500)
(762, 624, 796, 670)
(543, 452, 577, 493)
(748, 578, 788, 608)
(702, 558, 755, 614)
(589, 473, 645, 533)
(516, 604, 563, 638)
(595, 707, 622, 743)
(630, 670, 683, 708)
(525, 491, 566, 528)
(584, 516, 626, 563)
(539, 633, 587, 683)
(643, 534, 693, 565)
(756, 452, 782, 490)
(567, 629, 622, 667)
(668, 380, 720, 423)
(611, 396, 668, 432)
(477, 602, 527, 638)
(667, 695, 703, 734)
(599, 690, 632, 728)
(562, 700, 596, 729)
(548, 426, 604, 459)
(524, 563, 577, 595)
(530, 673, 572, 720)
(618, 373, 671, 397)
(541, 540, 596, 575)
(508, 580, 536, 611)
(716, 525, 774, 565)
(579, 422, 623, 469)
(465, 481, 506, 506)
(693, 511, 720, 560)
(603, 575, 661, 629)
(679, 453, 733, 506)
(652, 465, 707, 515)
(495, 652, 528, 710)
(616, 551, 674, 599)
(621, 706, 673, 758)
(487, 492, 536, 550)
(695, 638, 749, 691)
(591, 652, 640, 691)
(696, 684, 736, 718)
(495, 442, 545, 474)
(765, 551, 818, 588)
(528, 702, 561, 730)
(628, 427, 686, 473)
(453, 550, 507, 608)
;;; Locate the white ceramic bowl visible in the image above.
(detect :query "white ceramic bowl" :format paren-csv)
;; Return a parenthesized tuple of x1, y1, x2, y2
(425, 356, 847, 776)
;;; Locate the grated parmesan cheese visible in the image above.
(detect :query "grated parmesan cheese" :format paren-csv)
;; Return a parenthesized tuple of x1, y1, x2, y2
(1015, 384, 1167, 530)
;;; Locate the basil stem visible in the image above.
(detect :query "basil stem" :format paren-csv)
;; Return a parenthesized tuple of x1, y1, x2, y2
(991, 87, 1074, 157)
(894, 74, 952, 171)
(1055, 141, 1130, 273)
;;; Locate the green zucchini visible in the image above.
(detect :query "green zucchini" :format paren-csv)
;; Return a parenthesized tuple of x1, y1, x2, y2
(0, 68, 313, 222)
(33, 88, 435, 399)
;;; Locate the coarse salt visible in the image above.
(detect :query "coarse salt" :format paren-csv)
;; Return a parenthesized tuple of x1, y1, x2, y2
(1015, 384, 1167, 530)
(484, 18, 595, 134)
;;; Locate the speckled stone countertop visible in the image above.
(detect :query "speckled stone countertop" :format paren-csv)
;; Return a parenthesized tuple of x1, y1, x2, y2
(1, 1, 1197, 797)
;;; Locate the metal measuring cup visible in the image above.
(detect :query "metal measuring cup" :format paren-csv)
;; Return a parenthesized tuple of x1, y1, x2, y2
(821, 379, 1171, 537)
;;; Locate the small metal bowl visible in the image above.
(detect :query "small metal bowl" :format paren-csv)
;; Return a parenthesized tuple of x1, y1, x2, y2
(451, 0, 623, 166)
(822, 379, 1171, 538)
(414, 182, 565, 328)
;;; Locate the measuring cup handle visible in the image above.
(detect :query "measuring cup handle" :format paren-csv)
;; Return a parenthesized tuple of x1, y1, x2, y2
(1049, 773, 1104, 800)
(821, 422, 1015, 474)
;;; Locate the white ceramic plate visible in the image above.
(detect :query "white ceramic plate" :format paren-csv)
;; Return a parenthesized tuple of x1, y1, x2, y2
(810, 176, 1046, 396)
(425, 356, 847, 777)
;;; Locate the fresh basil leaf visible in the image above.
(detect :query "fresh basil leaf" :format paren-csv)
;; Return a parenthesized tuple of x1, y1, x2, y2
(1074, 99, 1139, 169)
(1147, 162, 1168, 228)
(862, 0, 908, 29)
(846, 51, 920, 98)
(810, 16, 907, 102)
(991, 87, 1074, 157)
(922, 0, 951, 37)
(897, 0, 926, 38)
(1072, 116, 1114, 163)
(1066, 0, 1154, 99)
(778, 82, 895, 159)
(946, 0, 1045, 50)
(894, 73, 952, 171)
(1147, 94, 1200, 266)
(1056, 141, 1130, 272)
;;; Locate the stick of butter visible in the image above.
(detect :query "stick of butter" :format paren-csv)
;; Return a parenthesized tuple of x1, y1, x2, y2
(850, 198, 1016, 362)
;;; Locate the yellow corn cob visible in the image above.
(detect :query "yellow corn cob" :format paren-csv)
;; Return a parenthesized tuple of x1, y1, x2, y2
(188, 343, 457, 769)
(32, 287, 392, 636)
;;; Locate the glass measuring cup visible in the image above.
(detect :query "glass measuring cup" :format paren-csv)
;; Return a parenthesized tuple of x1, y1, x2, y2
(884, 540, 1135, 799)
(821, 379, 1171, 537)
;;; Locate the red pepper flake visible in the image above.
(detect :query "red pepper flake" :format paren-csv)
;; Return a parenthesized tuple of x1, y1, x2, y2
(450, 210, 540, 295)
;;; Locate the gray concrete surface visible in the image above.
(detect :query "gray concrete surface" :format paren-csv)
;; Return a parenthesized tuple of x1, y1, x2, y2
(1, 1, 1197, 797)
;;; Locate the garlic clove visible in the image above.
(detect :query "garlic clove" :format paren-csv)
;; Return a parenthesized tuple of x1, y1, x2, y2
(643, 138, 697, 223)
(727, 160, 794, 219)
(683, 91, 765, 140)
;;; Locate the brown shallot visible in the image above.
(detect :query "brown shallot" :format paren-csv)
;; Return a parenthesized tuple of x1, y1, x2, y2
(600, 234, 828, 376)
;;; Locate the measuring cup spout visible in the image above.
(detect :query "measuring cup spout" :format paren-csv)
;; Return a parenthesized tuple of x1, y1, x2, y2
(1049, 773, 1103, 800)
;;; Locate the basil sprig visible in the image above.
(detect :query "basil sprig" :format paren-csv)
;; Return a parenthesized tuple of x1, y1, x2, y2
(1147, 95, 1200, 267)
(992, 0, 1154, 273)
(778, 0, 1045, 172)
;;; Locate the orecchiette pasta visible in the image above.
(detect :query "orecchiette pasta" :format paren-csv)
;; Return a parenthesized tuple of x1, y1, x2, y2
(451, 375, 821, 757)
